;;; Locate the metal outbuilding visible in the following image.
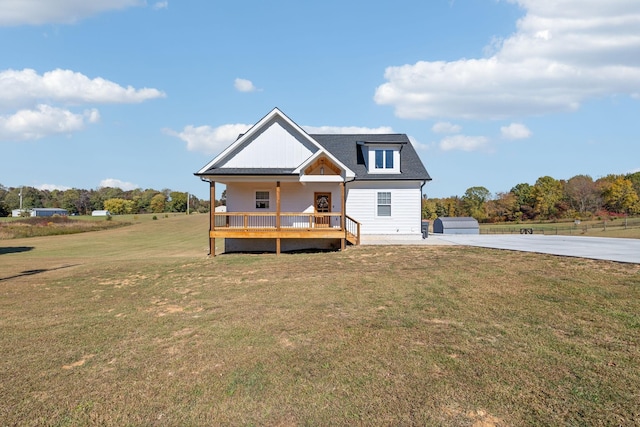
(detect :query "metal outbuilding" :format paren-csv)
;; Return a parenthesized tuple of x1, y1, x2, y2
(433, 217, 479, 234)
(30, 208, 68, 217)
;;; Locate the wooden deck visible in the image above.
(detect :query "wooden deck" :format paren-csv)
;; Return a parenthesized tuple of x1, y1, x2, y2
(209, 212, 360, 254)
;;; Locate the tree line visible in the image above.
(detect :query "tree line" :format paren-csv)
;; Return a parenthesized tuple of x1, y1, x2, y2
(423, 172, 640, 222)
(0, 185, 213, 217)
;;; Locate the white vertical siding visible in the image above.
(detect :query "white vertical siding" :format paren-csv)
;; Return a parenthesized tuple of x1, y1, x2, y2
(223, 119, 314, 168)
(346, 181, 422, 236)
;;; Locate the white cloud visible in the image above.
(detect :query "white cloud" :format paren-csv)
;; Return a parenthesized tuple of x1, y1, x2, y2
(153, 1, 168, 10)
(439, 135, 489, 152)
(501, 123, 532, 139)
(0, 69, 162, 141)
(432, 121, 462, 134)
(234, 78, 259, 93)
(86, 108, 101, 123)
(0, 0, 144, 26)
(302, 125, 394, 134)
(37, 183, 71, 191)
(0, 68, 165, 108)
(408, 135, 430, 151)
(99, 178, 139, 191)
(164, 123, 252, 155)
(0, 105, 90, 141)
(374, 0, 640, 119)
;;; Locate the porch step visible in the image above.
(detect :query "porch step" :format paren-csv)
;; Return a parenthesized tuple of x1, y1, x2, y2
(346, 232, 359, 246)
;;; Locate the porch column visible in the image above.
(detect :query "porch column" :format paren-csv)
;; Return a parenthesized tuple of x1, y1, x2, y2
(276, 181, 281, 255)
(210, 181, 216, 257)
(341, 181, 346, 251)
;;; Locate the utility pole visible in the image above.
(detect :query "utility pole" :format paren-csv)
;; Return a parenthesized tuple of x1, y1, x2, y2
(187, 192, 190, 215)
(19, 186, 23, 211)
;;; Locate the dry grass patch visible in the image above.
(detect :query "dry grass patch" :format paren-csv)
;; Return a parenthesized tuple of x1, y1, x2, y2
(0, 216, 129, 239)
(0, 217, 639, 425)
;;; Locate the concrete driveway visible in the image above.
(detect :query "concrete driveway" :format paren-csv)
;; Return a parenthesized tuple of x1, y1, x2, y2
(435, 234, 640, 264)
(360, 234, 640, 264)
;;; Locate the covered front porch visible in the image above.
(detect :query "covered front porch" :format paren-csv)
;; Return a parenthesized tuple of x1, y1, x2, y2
(206, 180, 360, 255)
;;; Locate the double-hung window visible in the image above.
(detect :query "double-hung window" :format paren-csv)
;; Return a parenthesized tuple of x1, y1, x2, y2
(377, 192, 391, 217)
(375, 149, 394, 170)
(255, 191, 269, 209)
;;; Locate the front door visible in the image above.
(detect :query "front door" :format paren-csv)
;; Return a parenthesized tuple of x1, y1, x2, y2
(314, 192, 331, 227)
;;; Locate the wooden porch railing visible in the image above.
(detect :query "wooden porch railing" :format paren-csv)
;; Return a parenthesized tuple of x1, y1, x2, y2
(345, 215, 361, 245)
(214, 212, 344, 229)
(211, 212, 360, 245)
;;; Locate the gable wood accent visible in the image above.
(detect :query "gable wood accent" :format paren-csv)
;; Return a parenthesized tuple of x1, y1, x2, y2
(304, 156, 341, 176)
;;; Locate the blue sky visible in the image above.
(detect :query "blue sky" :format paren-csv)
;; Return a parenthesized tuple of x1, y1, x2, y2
(1, 0, 639, 201)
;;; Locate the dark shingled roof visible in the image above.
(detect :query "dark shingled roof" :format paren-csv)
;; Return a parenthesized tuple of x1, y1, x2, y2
(311, 134, 431, 181)
(196, 134, 431, 181)
(197, 168, 295, 176)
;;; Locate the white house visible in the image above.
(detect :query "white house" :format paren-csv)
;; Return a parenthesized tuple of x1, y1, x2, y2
(195, 108, 431, 255)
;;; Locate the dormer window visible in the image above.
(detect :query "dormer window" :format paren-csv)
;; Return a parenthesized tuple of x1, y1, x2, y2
(375, 149, 394, 170)
(362, 143, 400, 173)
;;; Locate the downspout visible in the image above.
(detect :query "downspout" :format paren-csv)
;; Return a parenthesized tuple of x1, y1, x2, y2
(343, 175, 357, 244)
(420, 179, 427, 235)
(200, 177, 214, 256)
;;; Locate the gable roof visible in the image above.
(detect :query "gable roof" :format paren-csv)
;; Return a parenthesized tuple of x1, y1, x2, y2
(195, 109, 431, 182)
(196, 107, 324, 175)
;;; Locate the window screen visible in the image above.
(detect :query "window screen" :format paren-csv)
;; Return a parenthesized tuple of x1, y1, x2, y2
(377, 192, 391, 216)
(256, 191, 269, 209)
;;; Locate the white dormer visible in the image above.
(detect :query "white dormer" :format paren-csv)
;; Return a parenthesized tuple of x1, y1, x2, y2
(361, 143, 401, 174)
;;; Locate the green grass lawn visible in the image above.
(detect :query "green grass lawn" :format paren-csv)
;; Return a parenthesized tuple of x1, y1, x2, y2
(1, 214, 639, 425)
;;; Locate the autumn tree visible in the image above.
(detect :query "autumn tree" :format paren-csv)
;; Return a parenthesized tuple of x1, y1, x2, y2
(137, 189, 161, 213)
(103, 198, 135, 215)
(168, 191, 187, 212)
(421, 196, 437, 220)
(77, 190, 92, 215)
(510, 183, 535, 220)
(486, 192, 518, 222)
(564, 175, 601, 216)
(532, 176, 564, 219)
(461, 186, 491, 220)
(150, 193, 166, 213)
(0, 185, 8, 216)
(627, 171, 640, 198)
(603, 176, 639, 214)
(62, 189, 81, 214)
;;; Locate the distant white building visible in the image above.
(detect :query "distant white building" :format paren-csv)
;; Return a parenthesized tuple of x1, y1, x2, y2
(92, 210, 111, 216)
(11, 209, 29, 217)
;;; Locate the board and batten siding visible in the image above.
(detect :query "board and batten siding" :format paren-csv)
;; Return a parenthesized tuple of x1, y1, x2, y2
(346, 181, 423, 236)
(222, 119, 315, 169)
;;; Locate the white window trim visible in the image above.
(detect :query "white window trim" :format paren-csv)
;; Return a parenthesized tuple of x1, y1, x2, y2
(367, 146, 400, 174)
(376, 191, 392, 218)
(255, 190, 270, 210)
